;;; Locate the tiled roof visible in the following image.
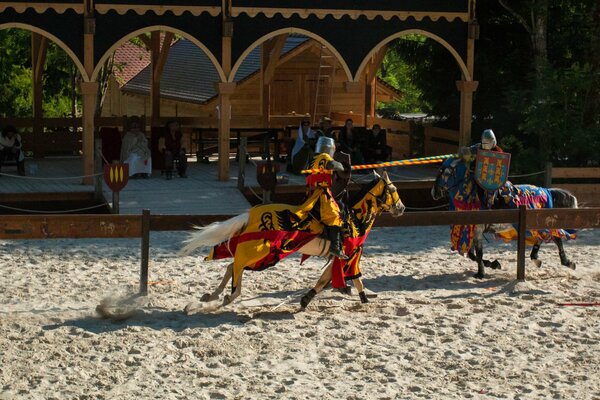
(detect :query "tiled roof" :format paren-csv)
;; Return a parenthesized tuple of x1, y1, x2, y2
(112, 41, 151, 86)
(122, 36, 309, 104)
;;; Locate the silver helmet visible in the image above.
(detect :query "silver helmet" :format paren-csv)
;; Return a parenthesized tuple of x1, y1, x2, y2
(481, 129, 497, 150)
(315, 136, 336, 157)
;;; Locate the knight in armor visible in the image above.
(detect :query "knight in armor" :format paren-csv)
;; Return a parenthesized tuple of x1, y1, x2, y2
(305, 136, 348, 260)
(461, 129, 505, 208)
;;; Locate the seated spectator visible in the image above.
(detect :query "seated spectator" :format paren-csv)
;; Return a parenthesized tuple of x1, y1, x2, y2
(337, 118, 365, 165)
(315, 116, 336, 139)
(159, 121, 187, 180)
(290, 119, 317, 174)
(362, 124, 392, 163)
(120, 116, 152, 178)
(0, 125, 25, 176)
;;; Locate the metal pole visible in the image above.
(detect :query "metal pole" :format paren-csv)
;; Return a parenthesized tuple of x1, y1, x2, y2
(517, 205, 527, 281)
(112, 191, 119, 214)
(140, 209, 150, 295)
(238, 137, 247, 191)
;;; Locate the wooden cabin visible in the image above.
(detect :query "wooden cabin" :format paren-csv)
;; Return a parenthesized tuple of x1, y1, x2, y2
(101, 35, 403, 129)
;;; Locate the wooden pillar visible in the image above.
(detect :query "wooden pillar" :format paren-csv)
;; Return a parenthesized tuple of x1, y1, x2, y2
(260, 35, 287, 126)
(456, 80, 478, 147)
(80, 82, 99, 185)
(457, 13, 479, 148)
(82, 0, 96, 185)
(216, 82, 236, 181)
(31, 33, 48, 158)
(150, 31, 161, 127)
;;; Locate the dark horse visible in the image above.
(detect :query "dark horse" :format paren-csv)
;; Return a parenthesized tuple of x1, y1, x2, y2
(431, 156, 577, 278)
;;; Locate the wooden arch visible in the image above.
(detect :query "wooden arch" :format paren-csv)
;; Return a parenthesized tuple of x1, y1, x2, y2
(0, 22, 88, 81)
(354, 29, 471, 83)
(91, 25, 226, 83)
(228, 27, 353, 83)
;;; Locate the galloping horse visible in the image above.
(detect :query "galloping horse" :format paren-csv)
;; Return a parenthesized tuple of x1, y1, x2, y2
(180, 171, 405, 307)
(431, 156, 577, 278)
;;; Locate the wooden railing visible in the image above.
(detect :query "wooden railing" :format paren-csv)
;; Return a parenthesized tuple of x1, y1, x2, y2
(546, 164, 600, 207)
(1, 208, 598, 295)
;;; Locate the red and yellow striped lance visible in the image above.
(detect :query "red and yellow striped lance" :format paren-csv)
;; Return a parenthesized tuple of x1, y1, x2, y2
(300, 154, 458, 174)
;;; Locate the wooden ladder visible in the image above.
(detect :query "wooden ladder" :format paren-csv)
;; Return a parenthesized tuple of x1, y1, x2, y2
(312, 45, 337, 125)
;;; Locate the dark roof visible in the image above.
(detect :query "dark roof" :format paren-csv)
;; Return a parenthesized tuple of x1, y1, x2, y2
(123, 36, 309, 104)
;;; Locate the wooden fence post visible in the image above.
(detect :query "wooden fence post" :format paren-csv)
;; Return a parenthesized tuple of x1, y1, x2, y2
(544, 162, 552, 188)
(517, 205, 527, 281)
(238, 137, 247, 191)
(140, 209, 150, 295)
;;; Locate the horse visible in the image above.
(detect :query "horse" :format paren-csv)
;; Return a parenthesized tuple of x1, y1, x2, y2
(180, 170, 405, 308)
(431, 156, 577, 279)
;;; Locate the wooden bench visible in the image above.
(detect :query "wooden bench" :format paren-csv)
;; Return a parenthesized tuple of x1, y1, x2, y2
(192, 128, 283, 163)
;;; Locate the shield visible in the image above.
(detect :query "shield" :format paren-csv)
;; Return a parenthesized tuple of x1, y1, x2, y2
(474, 149, 511, 191)
(103, 163, 129, 192)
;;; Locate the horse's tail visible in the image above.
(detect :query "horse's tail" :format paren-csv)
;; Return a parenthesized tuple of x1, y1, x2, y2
(549, 188, 578, 209)
(179, 212, 248, 256)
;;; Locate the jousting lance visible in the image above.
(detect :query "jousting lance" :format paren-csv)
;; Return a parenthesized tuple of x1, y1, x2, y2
(300, 154, 458, 174)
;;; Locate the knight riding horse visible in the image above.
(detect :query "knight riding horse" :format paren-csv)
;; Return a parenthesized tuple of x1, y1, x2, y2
(180, 170, 404, 308)
(432, 146, 577, 279)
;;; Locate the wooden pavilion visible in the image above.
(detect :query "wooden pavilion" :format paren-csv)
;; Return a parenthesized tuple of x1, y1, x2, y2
(0, 1, 479, 182)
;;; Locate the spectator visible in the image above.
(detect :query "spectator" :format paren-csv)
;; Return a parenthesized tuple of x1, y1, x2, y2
(120, 116, 152, 178)
(0, 125, 25, 176)
(289, 119, 317, 174)
(315, 116, 335, 139)
(159, 121, 188, 180)
(337, 118, 365, 165)
(362, 124, 392, 163)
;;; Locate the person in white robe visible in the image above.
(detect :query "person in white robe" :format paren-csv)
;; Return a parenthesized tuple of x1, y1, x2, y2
(120, 116, 152, 178)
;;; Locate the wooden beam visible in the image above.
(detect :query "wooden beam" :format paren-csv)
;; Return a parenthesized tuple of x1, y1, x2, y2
(552, 168, 600, 179)
(137, 33, 151, 50)
(364, 46, 387, 125)
(263, 34, 287, 85)
(154, 32, 174, 79)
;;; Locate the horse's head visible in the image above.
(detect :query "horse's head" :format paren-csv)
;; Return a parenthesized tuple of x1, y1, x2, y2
(431, 157, 468, 201)
(374, 170, 406, 216)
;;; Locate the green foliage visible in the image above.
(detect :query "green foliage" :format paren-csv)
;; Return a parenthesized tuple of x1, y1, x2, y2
(0, 29, 79, 118)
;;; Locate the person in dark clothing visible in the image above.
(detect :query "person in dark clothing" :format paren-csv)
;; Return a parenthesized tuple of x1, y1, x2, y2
(160, 121, 188, 179)
(337, 118, 365, 165)
(362, 124, 392, 163)
(0, 125, 26, 176)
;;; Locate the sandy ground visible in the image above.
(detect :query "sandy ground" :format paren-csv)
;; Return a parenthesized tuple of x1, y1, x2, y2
(0, 226, 599, 399)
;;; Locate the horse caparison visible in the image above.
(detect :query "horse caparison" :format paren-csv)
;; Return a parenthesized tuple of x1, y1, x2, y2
(180, 171, 405, 309)
(432, 156, 577, 279)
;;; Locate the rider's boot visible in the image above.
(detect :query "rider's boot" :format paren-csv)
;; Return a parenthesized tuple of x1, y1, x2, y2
(326, 226, 348, 260)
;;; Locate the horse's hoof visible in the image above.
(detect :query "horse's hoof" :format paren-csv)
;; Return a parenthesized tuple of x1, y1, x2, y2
(184, 302, 200, 315)
(300, 289, 317, 309)
(473, 272, 485, 279)
(531, 259, 542, 268)
(490, 260, 502, 270)
(223, 295, 232, 306)
(200, 293, 212, 302)
(568, 261, 576, 270)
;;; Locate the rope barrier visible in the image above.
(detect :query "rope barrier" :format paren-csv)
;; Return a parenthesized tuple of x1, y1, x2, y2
(404, 204, 448, 211)
(0, 171, 103, 180)
(0, 202, 109, 214)
(508, 170, 546, 178)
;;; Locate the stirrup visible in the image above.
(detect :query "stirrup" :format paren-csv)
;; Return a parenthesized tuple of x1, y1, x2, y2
(329, 248, 348, 260)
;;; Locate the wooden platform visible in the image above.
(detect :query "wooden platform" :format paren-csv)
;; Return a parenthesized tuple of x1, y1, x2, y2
(0, 156, 442, 215)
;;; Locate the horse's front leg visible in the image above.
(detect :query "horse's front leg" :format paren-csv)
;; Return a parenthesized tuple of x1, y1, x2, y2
(530, 240, 543, 268)
(472, 228, 486, 279)
(352, 278, 370, 304)
(300, 260, 333, 309)
(554, 237, 576, 270)
(200, 262, 233, 302)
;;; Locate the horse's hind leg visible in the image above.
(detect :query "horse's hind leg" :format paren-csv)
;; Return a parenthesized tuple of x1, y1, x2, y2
(554, 237, 576, 270)
(530, 240, 543, 268)
(201, 262, 233, 302)
(223, 268, 243, 306)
